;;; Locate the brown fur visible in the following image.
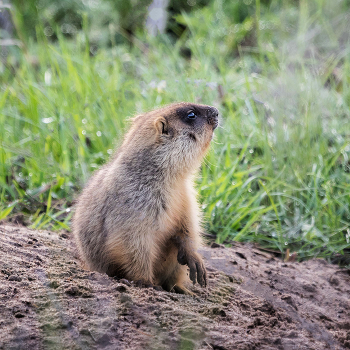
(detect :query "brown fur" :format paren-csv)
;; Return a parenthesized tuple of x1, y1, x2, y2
(72, 102, 219, 292)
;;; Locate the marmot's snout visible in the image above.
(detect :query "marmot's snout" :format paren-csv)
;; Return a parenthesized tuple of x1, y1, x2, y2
(207, 107, 219, 129)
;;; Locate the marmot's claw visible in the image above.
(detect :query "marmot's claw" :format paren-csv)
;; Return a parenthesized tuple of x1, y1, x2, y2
(190, 255, 207, 287)
(196, 261, 205, 287)
(177, 248, 208, 287)
(186, 254, 208, 287)
(188, 258, 197, 285)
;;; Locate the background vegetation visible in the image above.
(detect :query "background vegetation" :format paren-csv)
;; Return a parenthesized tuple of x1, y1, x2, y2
(1, 0, 350, 265)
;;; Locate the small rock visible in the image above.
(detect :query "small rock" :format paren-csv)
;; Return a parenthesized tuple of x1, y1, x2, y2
(210, 344, 227, 350)
(281, 294, 298, 310)
(13, 305, 27, 318)
(235, 252, 247, 260)
(120, 293, 132, 303)
(1, 269, 11, 276)
(248, 317, 264, 328)
(119, 279, 131, 286)
(81, 291, 93, 298)
(96, 333, 112, 346)
(329, 276, 340, 286)
(319, 313, 333, 322)
(212, 307, 226, 317)
(115, 284, 128, 293)
(273, 338, 282, 345)
(302, 283, 317, 293)
(61, 320, 73, 329)
(206, 266, 216, 272)
(211, 242, 225, 249)
(49, 281, 60, 289)
(286, 331, 298, 338)
(8, 275, 22, 282)
(269, 317, 278, 327)
(169, 295, 179, 301)
(65, 286, 80, 296)
(80, 329, 91, 336)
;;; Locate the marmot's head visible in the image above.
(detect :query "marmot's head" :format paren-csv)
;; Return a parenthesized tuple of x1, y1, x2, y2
(154, 102, 218, 148)
(125, 102, 219, 173)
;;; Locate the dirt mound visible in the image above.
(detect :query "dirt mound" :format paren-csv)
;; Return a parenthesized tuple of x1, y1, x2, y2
(0, 224, 349, 350)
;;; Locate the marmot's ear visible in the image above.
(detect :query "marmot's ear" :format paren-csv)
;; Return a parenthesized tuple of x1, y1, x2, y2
(154, 117, 168, 135)
(131, 114, 141, 122)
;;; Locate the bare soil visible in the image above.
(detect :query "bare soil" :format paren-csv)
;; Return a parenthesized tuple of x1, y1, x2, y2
(0, 224, 350, 350)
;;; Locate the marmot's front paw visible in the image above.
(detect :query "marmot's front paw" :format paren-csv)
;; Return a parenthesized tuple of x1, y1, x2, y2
(177, 249, 208, 287)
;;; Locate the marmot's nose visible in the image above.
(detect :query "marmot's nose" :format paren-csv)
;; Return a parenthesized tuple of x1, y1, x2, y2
(207, 107, 219, 129)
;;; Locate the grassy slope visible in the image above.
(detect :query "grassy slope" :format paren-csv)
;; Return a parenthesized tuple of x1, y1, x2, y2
(1, 0, 350, 263)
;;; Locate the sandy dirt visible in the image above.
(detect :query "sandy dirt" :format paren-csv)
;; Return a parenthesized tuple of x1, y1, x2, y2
(0, 224, 349, 350)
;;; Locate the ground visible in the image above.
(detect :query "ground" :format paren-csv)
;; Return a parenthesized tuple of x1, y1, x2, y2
(0, 224, 349, 350)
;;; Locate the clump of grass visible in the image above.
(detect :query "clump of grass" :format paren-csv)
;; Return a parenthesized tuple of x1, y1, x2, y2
(1, 0, 350, 264)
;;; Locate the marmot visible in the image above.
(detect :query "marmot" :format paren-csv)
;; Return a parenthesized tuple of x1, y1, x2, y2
(72, 102, 219, 293)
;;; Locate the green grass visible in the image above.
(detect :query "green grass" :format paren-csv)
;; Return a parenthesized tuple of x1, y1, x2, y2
(1, 0, 350, 264)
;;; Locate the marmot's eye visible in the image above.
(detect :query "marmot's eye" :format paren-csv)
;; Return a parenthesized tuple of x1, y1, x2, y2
(187, 112, 196, 119)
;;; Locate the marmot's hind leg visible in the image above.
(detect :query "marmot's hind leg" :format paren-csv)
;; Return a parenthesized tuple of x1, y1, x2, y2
(173, 285, 194, 296)
(161, 264, 193, 295)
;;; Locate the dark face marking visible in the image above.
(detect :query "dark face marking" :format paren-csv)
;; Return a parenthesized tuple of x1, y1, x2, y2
(176, 106, 202, 128)
(176, 105, 219, 131)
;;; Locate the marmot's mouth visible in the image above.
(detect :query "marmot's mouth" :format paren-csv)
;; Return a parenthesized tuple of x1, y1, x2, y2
(207, 113, 219, 130)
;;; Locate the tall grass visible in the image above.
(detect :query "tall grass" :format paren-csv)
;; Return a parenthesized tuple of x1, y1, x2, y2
(1, 0, 350, 263)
